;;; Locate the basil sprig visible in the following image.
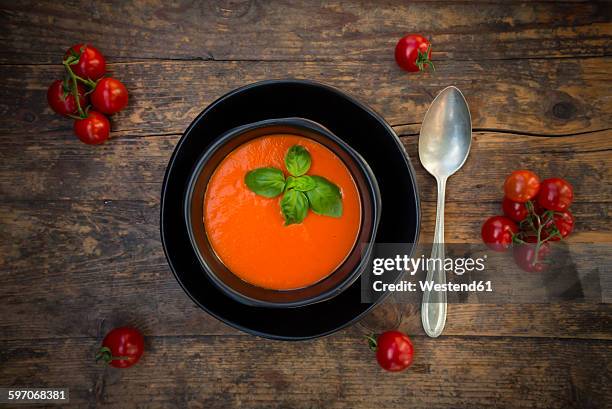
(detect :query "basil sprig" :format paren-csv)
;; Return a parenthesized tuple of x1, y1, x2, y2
(244, 145, 343, 225)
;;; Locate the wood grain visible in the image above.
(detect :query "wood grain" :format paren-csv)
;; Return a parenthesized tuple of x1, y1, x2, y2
(1, 58, 610, 139)
(1, 131, 610, 209)
(0, 1, 611, 408)
(1, 199, 610, 341)
(0, 1, 610, 63)
(0, 336, 610, 409)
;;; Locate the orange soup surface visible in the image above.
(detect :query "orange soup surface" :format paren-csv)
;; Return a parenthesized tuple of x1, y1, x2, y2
(204, 134, 361, 290)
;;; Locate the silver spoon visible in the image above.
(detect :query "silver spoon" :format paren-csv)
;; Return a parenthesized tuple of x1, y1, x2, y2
(419, 86, 472, 338)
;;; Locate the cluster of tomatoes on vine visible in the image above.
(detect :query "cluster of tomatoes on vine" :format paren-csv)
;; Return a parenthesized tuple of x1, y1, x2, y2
(47, 44, 128, 144)
(481, 170, 575, 272)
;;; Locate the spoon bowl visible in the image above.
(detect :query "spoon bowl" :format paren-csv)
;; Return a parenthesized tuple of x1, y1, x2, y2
(419, 87, 472, 179)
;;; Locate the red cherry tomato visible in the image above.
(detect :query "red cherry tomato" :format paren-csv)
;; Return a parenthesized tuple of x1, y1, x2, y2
(65, 44, 106, 80)
(372, 331, 414, 372)
(394, 34, 434, 72)
(513, 242, 551, 273)
(481, 216, 518, 252)
(502, 197, 529, 222)
(543, 210, 575, 241)
(96, 327, 144, 368)
(73, 111, 110, 145)
(504, 170, 540, 203)
(91, 77, 129, 114)
(537, 178, 574, 211)
(47, 80, 87, 117)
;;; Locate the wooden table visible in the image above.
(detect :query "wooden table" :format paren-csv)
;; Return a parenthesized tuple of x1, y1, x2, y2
(1, 1, 610, 408)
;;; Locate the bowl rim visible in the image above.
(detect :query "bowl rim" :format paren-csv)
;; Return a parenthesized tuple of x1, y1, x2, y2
(184, 117, 382, 307)
(160, 79, 421, 340)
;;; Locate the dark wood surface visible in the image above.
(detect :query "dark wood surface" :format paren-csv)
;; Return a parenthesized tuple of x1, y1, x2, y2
(0, 1, 610, 408)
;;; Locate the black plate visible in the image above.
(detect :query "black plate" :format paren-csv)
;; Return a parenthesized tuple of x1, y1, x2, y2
(160, 80, 420, 340)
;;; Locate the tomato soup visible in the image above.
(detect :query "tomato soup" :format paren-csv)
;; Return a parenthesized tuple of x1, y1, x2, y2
(203, 134, 361, 290)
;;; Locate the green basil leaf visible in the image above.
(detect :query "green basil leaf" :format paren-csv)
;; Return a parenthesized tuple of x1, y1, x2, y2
(306, 176, 343, 217)
(294, 175, 316, 192)
(285, 176, 297, 191)
(244, 167, 285, 198)
(286, 175, 316, 192)
(280, 189, 309, 225)
(285, 175, 316, 192)
(285, 145, 312, 176)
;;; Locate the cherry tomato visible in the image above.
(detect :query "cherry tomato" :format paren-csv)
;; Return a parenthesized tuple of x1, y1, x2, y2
(394, 34, 434, 72)
(65, 44, 106, 80)
(96, 327, 144, 368)
(513, 242, 551, 273)
(73, 111, 110, 145)
(502, 197, 529, 222)
(371, 331, 414, 372)
(481, 216, 518, 252)
(47, 80, 87, 117)
(543, 210, 575, 241)
(91, 77, 129, 114)
(504, 170, 540, 203)
(537, 178, 574, 211)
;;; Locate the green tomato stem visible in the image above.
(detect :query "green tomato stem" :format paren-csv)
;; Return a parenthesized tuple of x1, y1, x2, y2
(416, 44, 435, 72)
(95, 346, 130, 365)
(62, 61, 86, 118)
(73, 73, 97, 88)
(365, 334, 378, 352)
(534, 213, 543, 264)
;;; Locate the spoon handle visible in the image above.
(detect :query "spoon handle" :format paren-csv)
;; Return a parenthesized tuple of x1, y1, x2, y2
(421, 177, 447, 338)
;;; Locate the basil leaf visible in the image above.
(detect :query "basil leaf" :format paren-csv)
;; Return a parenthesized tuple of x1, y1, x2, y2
(244, 167, 285, 198)
(306, 176, 343, 217)
(285, 176, 297, 191)
(286, 175, 316, 192)
(285, 145, 312, 176)
(280, 189, 309, 225)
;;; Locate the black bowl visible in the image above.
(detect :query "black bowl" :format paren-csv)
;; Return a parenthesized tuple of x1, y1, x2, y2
(161, 79, 420, 340)
(184, 118, 381, 308)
